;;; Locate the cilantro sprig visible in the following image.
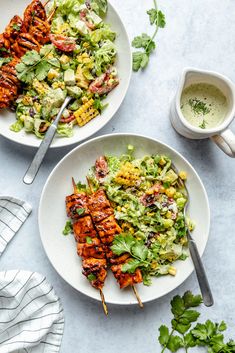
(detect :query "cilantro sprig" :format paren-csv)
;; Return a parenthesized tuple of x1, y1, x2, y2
(111, 234, 150, 273)
(132, 0, 166, 71)
(16, 47, 54, 84)
(158, 291, 235, 352)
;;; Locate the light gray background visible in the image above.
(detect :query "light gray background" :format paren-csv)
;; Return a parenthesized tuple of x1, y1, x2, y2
(1, 0, 235, 351)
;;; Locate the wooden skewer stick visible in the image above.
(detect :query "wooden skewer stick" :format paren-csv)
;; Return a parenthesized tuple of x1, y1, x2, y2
(100, 289, 108, 316)
(72, 177, 108, 316)
(43, 0, 50, 7)
(72, 177, 79, 194)
(132, 285, 143, 308)
(86, 177, 143, 309)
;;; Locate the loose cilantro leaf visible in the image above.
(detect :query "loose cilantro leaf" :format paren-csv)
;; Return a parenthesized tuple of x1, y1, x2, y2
(76, 208, 85, 216)
(0, 57, 12, 68)
(184, 332, 196, 348)
(132, 243, 148, 261)
(86, 236, 93, 244)
(22, 51, 40, 66)
(63, 220, 73, 235)
(147, 9, 166, 27)
(167, 335, 184, 352)
(158, 325, 170, 346)
(121, 259, 141, 273)
(76, 181, 87, 192)
(87, 274, 96, 281)
(16, 49, 53, 83)
(133, 52, 149, 72)
(132, 33, 152, 49)
(35, 60, 51, 81)
(183, 291, 202, 308)
(111, 234, 135, 255)
(12, 23, 21, 31)
(218, 321, 227, 332)
(132, 0, 166, 71)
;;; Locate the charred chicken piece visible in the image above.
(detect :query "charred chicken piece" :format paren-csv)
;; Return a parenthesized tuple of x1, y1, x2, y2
(88, 190, 114, 223)
(4, 16, 25, 44)
(73, 216, 97, 243)
(0, 34, 11, 56)
(82, 258, 107, 290)
(0, 56, 20, 108)
(111, 265, 142, 289)
(12, 33, 40, 57)
(66, 193, 89, 220)
(23, 0, 47, 30)
(95, 215, 122, 244)
(77, 240, 106, 260)
(29, 16, 50, 45)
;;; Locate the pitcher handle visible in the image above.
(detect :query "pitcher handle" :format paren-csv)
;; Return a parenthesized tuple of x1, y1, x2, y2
(210, 129, 235, 158)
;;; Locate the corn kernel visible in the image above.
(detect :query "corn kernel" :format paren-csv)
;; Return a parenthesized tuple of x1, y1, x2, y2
(159, 186, 165, 193)
(168, 266, 177, 276)
(146, 189, 154, 195)
(159, 157, 166, 166)
(165, 187, 176, 198)
(166, 211, 172, 219)
(47, 69, 59, 80)
(34, 102, 41, 113)
(179, 171, 187, 180)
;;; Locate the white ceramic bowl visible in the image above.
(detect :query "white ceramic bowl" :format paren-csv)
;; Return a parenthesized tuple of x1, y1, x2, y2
(39, 133, 210, 305)
(0, 1, 131, 148)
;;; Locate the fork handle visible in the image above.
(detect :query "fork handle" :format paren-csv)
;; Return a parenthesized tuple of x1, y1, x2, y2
(188, 233, 214, 307)
(23, 96, 72, 185)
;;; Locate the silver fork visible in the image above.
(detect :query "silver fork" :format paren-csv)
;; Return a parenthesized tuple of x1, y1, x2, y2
(171, 163, 214, 306)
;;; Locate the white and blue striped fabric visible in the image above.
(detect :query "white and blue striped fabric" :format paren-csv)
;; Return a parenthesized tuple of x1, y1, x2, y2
(0, 270, 65, 353)
(0, 196, 32, 256)
(0, 197, 65, 352)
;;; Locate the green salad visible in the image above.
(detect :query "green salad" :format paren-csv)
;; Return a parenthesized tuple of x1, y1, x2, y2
(86, 146, 194, 285)
(12, 0, 118, 138)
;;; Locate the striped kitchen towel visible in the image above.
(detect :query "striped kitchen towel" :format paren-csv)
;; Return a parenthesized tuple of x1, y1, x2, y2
(0, 196, 32, 256)
(0, 270, 65, 353)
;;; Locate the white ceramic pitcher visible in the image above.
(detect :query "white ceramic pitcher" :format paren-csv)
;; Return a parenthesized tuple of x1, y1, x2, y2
(170, 68, 235, 157)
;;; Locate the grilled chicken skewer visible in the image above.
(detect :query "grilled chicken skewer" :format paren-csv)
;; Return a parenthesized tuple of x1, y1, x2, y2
(86, 179, 143, 308)
(0, 0, 56, 109)
(65, 179, 108, 315)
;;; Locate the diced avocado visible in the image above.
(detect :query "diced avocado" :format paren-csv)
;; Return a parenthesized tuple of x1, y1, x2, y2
(67, 86, 82, 98)
(74, 20, 89, 35)
(41, 88, 66, 118)
(87, 11, 102, 26)
(64, 69, 76, 86)
(60, 54, 70, 65)
(69, 100, 80, 111)
(24, 116, 34, 132)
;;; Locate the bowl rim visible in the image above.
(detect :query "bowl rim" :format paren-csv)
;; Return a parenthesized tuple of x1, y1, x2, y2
(0, 1, 132, 149)
(39, 132, 211, 305)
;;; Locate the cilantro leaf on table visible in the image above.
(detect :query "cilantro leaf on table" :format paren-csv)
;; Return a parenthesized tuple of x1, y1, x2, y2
(133, 52, 149, 72)
(147, 9, 166, 27)
(167, 335, 184, 352)
(132, 0, 166, 71)
(159, 325, 170, 346)
(157, 291, 235, 353)
(132, 33, 153, 49)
